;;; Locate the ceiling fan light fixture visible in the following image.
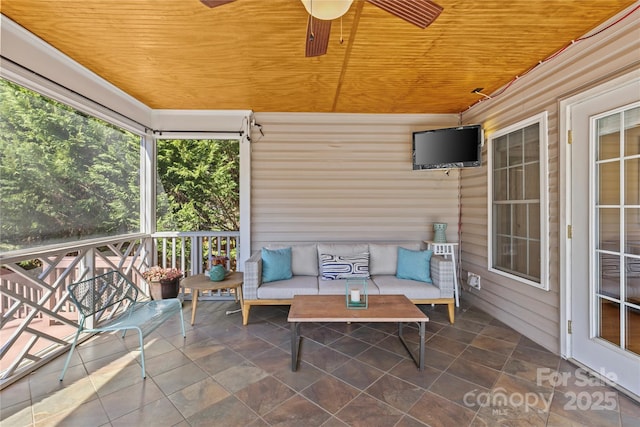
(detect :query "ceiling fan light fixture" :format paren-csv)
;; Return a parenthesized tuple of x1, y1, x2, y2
(300, 0, 354, 20)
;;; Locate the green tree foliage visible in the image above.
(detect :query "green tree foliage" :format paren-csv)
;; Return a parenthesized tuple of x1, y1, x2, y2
(0, 79, 140, 251)
(0, 79, 239, 253)
(156, 139, 239, 231)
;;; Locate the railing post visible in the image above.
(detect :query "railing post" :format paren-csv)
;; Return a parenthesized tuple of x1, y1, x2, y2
(190, 235, 199, 276)
(235, 237, 241, 272)
(180, 238, 187, 275)
(171, 237, 177, 269)
(81, 248, 96, 329)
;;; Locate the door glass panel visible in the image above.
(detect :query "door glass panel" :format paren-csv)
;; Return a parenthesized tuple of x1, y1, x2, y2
(624, 106, 640, 156)
(599, 298, 620, 346)
(625, 158, 639, 205)
(599, 253, 620, 298)
(626, 260, 640, 305)
(598, 208, 619, 251)
(626, 209, 640, 255)
(598, 162, 620, 205)
(594, 106, 639, 355)
(597, 114, 620, 160)
(626, 306, 640, 356)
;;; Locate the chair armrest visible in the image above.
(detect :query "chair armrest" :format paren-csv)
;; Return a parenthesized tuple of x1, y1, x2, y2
(430, 255, 454, 298)
(243, 251, 263, 300)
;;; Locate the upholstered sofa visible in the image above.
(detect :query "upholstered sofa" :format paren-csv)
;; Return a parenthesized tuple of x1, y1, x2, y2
(242, 242, 455, 325)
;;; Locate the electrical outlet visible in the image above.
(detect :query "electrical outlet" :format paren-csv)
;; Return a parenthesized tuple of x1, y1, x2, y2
(468, 272, 481, 290)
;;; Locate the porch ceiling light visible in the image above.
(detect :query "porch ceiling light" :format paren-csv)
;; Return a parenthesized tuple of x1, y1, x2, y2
(300, 0, 354, 20)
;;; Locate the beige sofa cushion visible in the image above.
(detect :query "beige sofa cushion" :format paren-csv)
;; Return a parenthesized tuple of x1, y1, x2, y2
(268, 244, 318, 276)
(369, 243, 421, 276)
(317, 243, 369, 257)
(257, 276, 318, 299)
(373, 275, 441, 299)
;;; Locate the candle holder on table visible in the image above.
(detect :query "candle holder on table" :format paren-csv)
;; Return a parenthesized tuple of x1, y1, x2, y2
(346, 278, 368, 309)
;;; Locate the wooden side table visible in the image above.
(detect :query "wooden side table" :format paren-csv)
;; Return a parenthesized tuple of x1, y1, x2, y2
(181, 272, 244, 325)
(425, 241, 460, 307)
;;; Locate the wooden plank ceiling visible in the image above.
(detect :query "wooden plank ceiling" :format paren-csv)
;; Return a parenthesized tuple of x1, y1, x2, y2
(1, 0, 636, 114)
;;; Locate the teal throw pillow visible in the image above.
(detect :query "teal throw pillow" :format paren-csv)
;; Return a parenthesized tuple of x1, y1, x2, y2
(396, 247, 433, 283)
(262, 247, 293, 283)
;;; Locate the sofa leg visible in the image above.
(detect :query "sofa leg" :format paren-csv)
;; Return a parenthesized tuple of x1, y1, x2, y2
(447, 302, 455, 324)
(242, 303, 251, 326)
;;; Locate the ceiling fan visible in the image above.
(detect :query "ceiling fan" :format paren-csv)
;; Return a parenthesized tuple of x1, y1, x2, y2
(200, 0, 443, 57)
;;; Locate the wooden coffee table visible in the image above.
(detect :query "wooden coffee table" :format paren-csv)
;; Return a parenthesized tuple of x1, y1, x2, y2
(181, 272, 244, 325)
(288, 294, 428, 371)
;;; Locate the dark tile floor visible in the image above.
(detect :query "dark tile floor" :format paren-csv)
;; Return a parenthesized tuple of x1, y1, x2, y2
(2, 298, 639, 426)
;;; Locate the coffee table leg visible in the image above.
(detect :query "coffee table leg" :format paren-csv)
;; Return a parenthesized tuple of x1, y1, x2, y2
(398, 322, 425, 371)
(290, 322, 301, 371)
(418, 321, 425, 371)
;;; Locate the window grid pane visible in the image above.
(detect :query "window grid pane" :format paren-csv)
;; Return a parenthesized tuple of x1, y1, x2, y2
(491, 122, 542, 283)
(508, 167, 524, 200)
(494, 169, 508, 201)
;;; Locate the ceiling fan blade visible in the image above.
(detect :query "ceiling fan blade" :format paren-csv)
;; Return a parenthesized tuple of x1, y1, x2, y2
(305, 17, 332, 57)
(367, 0, 443, 29)
(200, 0, 236, 8)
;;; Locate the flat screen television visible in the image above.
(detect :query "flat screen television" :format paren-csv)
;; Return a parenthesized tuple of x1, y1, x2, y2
(412, 124, 483, 170)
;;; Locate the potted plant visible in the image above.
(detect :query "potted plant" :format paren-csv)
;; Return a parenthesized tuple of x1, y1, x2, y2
(142, 266, 183, 300)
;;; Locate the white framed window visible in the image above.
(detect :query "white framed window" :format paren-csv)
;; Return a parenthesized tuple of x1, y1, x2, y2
(488, 112, 549, 290)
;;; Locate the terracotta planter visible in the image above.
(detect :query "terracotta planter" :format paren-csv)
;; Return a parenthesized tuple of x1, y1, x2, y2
(149, 278, 180, 300)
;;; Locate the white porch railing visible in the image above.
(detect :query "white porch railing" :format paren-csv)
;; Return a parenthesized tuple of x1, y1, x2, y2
(0, 230, 239, 389)
(151, 231, 240, 300)
(151, 231, 239, 275)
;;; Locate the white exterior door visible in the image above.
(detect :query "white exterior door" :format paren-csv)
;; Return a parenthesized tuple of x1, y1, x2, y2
(568, 75, 640, 397)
